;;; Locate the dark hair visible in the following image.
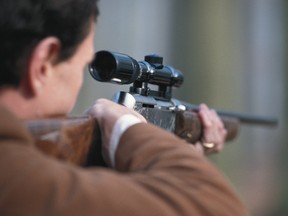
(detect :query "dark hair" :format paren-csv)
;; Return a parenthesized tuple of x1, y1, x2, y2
(0, 0, 99, 87)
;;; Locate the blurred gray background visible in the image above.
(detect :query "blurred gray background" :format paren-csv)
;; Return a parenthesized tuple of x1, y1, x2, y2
(72, 1, 287, 215)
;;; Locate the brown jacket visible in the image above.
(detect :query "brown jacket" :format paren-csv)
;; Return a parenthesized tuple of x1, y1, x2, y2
(0, 106, 248, 216)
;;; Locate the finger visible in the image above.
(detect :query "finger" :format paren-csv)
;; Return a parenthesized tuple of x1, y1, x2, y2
(210, 110, 228, 142)
(198, 104, 212, 128)
(199, 104, 227, 153)
(208, 109, 226, 139)
(210, 109, 225, 130)
(199, 108, 216, 144)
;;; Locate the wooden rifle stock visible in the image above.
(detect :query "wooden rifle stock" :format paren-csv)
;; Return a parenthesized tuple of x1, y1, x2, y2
(25, 110, 240, 166)
(26, 116, 105, 166)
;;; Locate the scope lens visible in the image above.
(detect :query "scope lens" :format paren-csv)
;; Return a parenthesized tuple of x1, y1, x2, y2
(89, 51, 117, 82)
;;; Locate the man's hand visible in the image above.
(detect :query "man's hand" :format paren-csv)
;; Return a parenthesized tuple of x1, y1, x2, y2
(86, 99, 146, 165)
(194, 104, 228, 155)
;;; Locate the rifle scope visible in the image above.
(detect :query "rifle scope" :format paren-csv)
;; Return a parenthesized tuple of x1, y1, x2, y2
(89, 50, 184, 88)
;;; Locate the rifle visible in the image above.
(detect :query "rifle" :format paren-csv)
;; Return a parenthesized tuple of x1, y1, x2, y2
(26, 50, 278, 166)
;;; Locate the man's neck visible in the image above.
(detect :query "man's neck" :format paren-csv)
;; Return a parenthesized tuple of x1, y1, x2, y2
(0, 88, 38, 120)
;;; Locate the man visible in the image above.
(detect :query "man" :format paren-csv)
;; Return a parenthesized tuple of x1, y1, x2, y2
(0, 0, 248, 215)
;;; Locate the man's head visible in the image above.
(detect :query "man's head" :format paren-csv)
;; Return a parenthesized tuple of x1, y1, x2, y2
(0, 0, 99, 119)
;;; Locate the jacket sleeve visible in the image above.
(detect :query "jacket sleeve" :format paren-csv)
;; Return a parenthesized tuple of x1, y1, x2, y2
(0, 123, 249, 216)
(113, 123, 249, 216)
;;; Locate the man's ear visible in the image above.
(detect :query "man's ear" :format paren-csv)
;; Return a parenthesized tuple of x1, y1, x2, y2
(24, 37, 61, 96)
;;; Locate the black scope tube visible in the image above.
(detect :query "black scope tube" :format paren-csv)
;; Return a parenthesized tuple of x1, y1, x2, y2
(89, 50, 184, 88)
